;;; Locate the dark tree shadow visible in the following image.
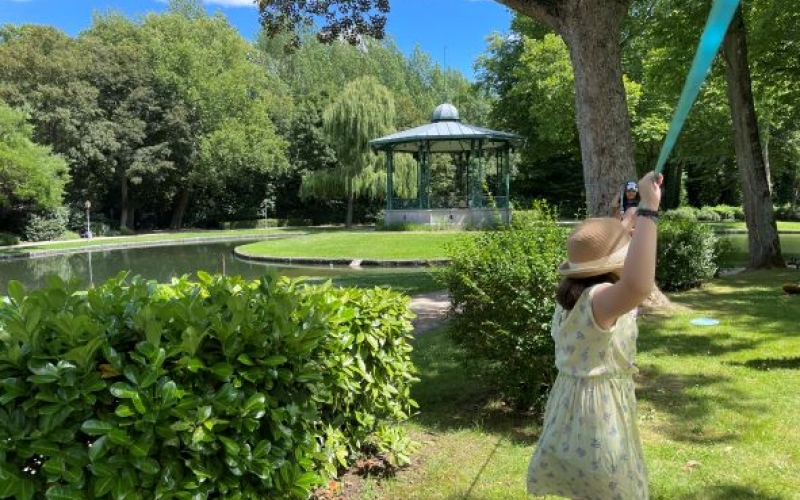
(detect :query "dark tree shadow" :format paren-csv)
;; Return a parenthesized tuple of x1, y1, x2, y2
(653, 484, 789, 500)
(728, 356, 800, 370)
(634, 363, 757, 444)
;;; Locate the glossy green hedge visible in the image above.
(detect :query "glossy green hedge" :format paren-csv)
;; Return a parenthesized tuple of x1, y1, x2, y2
(0, 272, 417, 500)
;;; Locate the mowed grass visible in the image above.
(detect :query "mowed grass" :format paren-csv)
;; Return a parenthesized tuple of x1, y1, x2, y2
(708, 221, 800, 232)
(354, 269, 800, 500)
(0, 228, 297, 255)
(723, 234, 800, 265)
(237, 231, 460, 260)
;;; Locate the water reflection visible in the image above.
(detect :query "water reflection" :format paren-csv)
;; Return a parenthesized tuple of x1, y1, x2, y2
(0, 241, 420, 295)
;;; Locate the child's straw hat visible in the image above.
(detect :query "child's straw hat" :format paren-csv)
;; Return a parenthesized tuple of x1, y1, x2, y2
(558, 218, 631, 278)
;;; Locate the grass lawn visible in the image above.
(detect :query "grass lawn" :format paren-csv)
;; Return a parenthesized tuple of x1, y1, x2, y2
(353, 269, 800, 500)
(723, 234, 800, 265)
(0, 228, 300, 255)
(708, 221, 800, 232)
(237, 231, 461, 260)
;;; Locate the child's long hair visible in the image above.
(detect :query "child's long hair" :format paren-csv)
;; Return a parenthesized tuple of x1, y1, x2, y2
(556, 273, 620, 310)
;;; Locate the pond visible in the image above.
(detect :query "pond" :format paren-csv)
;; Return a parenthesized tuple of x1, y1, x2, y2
(0, 241, 431, 296)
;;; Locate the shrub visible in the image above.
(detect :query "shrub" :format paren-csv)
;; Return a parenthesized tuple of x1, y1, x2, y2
(23, 207, 70, 242)
(656, 218, 719, 291)
(437, 201, 567, 410)
(707, 205, 738, 221)
(0, 232, 19, 246)
(662, 206, 697, 221)
(695, 208, 721, 222)
(775, 204, 800, 221)
(0, 273, 417, 499)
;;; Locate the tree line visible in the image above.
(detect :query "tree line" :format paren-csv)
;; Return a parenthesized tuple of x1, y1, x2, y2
(1, 1, 798, 262)
(0, 0, 483, 236)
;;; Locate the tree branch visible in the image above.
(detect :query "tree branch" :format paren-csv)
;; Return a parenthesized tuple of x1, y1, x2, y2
(495, 0, 563, 33)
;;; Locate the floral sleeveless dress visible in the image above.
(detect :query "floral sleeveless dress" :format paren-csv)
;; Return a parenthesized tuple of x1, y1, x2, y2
(527, 284, 648, 500)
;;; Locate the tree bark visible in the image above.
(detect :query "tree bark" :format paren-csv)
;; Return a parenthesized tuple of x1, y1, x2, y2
(722, 7, 784, 268)
(170, 187, 190, 230)
(119, 168, 131, 229)
(504, 0, 636, 216)
(345, 175, 354, 228)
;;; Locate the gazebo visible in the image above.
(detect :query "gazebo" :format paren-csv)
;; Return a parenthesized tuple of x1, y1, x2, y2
(370, 103, 523, 227)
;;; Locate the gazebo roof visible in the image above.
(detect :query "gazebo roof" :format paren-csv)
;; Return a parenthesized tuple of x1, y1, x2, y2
(370, 103, 523, 154)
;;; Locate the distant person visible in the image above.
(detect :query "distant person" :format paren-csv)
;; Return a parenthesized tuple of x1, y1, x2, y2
(527, 171, 663, 500)
(612, 180, 640, 231)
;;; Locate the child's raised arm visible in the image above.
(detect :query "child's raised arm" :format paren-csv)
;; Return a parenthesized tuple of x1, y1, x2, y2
(593, 172, 663, 329)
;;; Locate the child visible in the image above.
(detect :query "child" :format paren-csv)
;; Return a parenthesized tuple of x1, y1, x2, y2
(527, 172, 663, 500)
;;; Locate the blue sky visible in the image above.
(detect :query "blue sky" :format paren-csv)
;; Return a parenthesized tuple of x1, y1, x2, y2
(0, 0, 513, 79)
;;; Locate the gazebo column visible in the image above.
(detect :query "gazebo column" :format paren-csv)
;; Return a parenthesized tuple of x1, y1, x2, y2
(504, 147, 511, 209)
(386, 149, 394, 210)
(417, 144, 424, 209)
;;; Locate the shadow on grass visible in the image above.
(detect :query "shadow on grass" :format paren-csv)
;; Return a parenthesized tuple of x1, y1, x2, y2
(728, 356, 800, 371)
(654, 484, 788, 500)
(409, 326, 540, 447)
(634, 363, 755, 444)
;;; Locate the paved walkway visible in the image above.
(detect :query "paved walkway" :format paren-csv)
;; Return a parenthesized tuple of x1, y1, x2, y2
(409, 290, 450, 334)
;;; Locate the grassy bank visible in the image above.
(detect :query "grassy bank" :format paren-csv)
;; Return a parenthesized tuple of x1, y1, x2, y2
(0, 228, 299, 255)
(237, 231, 460, 260)
(352, 269, 800, 500)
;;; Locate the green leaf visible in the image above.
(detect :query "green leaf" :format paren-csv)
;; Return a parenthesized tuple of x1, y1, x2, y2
(263, 355, 287, 366)
(243, 393, 266, 418)
(131, 457, 161, 475)
(88, 435, 110, 462)
(81, 419, 114, 435)
(0, 469, 21, 498)
(158, 380, 179, 409)
(25, 306, 42, 334)
(107, 428, 132, 446)
(45, 486, 84, 500)
(113, 469, 135, 500)
(17, 479, 35, 500)
(6, 280, 25, 303)
(93, 475, 116, 497)
(218, 435, 240, 456)
(115, 405, 136, 418)
(42, 455, 66, 476)
(210, 362, 234, 378)
(110, 382, 137, 399)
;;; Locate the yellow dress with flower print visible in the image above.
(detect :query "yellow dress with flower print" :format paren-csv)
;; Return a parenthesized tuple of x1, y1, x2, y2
(527, 284, 648, 500)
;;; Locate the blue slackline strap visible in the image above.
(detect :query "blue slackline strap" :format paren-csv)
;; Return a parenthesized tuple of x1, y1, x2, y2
(653, 0, 742, 175)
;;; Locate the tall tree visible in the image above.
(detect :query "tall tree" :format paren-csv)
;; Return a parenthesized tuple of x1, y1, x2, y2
(259, 0, 638, 216)
(143, 0, 290, 228)
(722, 6, 783, 268)
(304, 76, 395, 227)
(0, 101, 69, 228)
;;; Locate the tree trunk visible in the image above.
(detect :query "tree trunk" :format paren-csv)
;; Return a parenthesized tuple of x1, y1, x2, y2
(119, 168, 131, 229)
(722, 7, 784, 268)
(345, 175, 354, 228)
(170, 187, 190, 230)
(501, 0, 635, 216)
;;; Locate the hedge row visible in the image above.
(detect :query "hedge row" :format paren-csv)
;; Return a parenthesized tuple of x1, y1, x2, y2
(0, 273, 417, 499)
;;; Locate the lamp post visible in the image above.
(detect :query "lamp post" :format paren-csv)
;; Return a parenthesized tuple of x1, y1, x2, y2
(84, 200, 92, 239)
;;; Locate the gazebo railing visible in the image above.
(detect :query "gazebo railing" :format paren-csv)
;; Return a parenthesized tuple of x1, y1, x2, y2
(389, 196, 510, 210)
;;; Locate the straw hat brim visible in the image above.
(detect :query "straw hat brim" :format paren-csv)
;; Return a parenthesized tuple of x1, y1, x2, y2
(557, 259, 625, 278)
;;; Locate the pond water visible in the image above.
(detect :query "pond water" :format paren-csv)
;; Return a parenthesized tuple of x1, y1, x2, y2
(0, 241, 420, 296)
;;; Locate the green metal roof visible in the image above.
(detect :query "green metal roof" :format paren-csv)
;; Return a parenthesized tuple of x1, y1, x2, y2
(370, 103, 523, 153)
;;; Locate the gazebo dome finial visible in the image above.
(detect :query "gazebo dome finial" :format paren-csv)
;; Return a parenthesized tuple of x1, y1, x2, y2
(431, 103, 460, 122)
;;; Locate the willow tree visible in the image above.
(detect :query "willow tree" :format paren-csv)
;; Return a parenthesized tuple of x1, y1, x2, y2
(259, 0, 637, 216)
(302, 76, 395, 226)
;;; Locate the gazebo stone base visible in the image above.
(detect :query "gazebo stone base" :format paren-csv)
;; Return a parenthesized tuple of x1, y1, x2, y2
(384, 208, 511, 227)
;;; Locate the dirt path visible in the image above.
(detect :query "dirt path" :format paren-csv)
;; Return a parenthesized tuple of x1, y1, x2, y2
(409, 290, 450, 334)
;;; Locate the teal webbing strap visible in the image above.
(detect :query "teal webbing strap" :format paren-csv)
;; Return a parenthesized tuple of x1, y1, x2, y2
(653, 0, 741, 175)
